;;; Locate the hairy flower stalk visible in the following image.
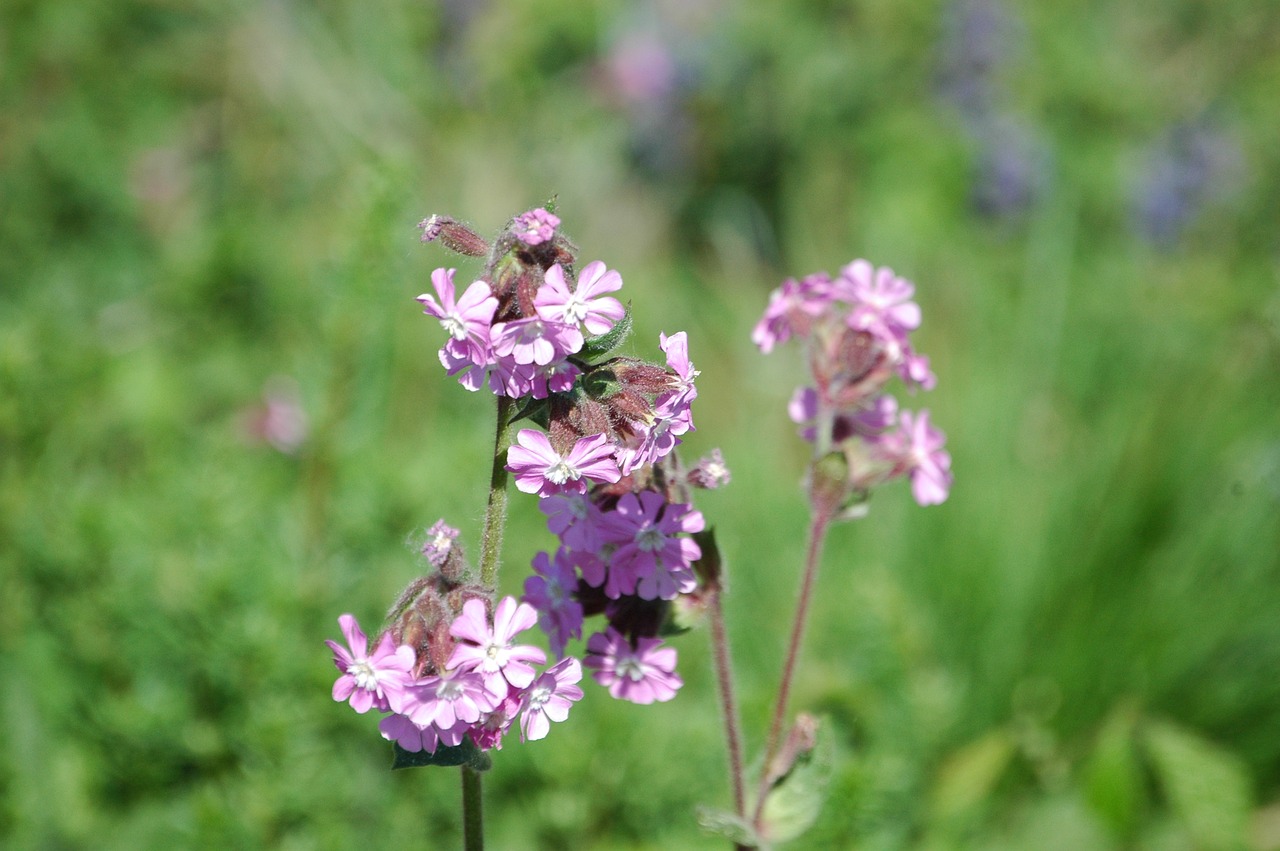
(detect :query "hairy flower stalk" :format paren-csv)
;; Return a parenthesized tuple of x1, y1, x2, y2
(748, 259, 952, 841)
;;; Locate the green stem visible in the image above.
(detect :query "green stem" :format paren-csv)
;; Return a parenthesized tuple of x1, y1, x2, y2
(707, 586, 748, 838)
(751, 510, 832, 829)
(460, 395, 515, 851)
(479, 395, 515, 588)
(461, 764, 484, 851)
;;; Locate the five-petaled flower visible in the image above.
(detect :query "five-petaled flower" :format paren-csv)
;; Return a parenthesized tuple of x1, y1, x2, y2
(507, 429, 622, 497)
(326, 614, 416, 714)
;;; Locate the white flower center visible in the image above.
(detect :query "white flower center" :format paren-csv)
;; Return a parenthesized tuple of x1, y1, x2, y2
(562, 294, 589, 325)
(616, 656, 647, 682)
(349, 659, 380, 692)
(545, 458, 580, 485)
(442, 314, 467, 340)
(526, 683, 552, 710)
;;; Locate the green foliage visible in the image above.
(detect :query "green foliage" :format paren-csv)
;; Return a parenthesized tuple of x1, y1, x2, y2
(1143, 720, 1253, 851)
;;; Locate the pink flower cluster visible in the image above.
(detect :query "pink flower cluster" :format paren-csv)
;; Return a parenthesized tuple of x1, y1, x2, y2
(504, 331, 713, 702)
(754, 260, 953, 506)
(418, 226, 628, 399)
(327, 598, 585, 754)
(328, 208, 732, 759)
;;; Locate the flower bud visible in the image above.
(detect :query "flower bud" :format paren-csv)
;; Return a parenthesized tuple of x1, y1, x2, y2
(807, 451, 851, 523)
(418, 214, 489, 256)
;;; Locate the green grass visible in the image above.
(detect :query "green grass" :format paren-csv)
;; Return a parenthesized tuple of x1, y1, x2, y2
(3, 0, 1279, 847)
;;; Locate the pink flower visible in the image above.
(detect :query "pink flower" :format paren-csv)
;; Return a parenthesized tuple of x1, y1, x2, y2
(379, 712, 445, 754)
(687, 448, 732, 490)
(519, 657, 584, 741)
(616, 395, 693, 476)
(420, 519, 460, 567)
(405, 668, 502, 733)
(512, 208, 560, 246)
(490, 316, 582, 366)
(469, 691, 522, 751)
(539, 492, 605, 553)
(507, 429, 622, 497)
(326, 614, 416, 714)
(584, 629, 683, 704)
(416, 267, 498, 364)
(439, 343, 491, 392)
(522, 550, 585, 658)
(882, 409, 952, 506)
(657, 331, 699, 408)
(535, 262, 625, 336)
(752, 274, 832, 353)
(838, 260, 921, 359)
(447, 597, 547, 693)
(599, 491, 703, 600)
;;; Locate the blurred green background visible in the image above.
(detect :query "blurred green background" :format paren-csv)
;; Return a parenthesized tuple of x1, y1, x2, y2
(3, 0, 1279, 847)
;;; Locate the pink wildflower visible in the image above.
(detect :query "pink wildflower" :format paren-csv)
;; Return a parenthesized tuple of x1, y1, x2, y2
(406, 668, 502, 733)
(838, 260, 921, 357)
(522, 549, 585, 658)
(751, 273, 832, 353)
(687, 448, 732, 489)
(490, 316, 582, 366)
(519, 657, 584, 741)
(507, 430, 622, 497)
(657, 331, 699, 408)
(326, 614, 416, 714)
(535, 262, 625, 336)
(539, 491, 605, 553)
(584, 629, 683, 704)
(512, 208, 560, 246)
(416, 267, 498, 365)
(882, 409, 953, 506)
(420, 519, 460, 567)
(447, 597, 547, 692)
(599, 491, 703, 600)
(379, 712, 445, 754)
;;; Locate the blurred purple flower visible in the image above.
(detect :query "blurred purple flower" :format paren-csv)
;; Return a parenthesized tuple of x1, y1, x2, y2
(1133, 119, 1241, 248)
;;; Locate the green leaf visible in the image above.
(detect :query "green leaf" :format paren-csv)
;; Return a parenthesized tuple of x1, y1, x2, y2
(759, 716, 833, 844)
(929, 728, 1016, 821)
(577, 303, 632, 361)
(579, 366, 621, 400)
(392, 739, 491, 771)
(696, 806, 763, 848)
(1142, 719, 1252, 851)
(1083, 704, 1145, 839)
(511, 397, 550, 429)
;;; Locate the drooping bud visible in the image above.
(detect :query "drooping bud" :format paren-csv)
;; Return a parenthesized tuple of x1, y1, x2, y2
(417, 214, 490, 257)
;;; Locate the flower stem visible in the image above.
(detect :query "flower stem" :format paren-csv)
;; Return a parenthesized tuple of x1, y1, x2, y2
(707, 585, 748, 838)
(752, 510, 832, 828)
(461, 764, 484, 851)
(461, 395, 515, 851)
(478, 395, 515, 588)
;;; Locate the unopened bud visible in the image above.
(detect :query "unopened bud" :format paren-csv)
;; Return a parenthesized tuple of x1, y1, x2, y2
(418, 214, 489, 256)
(807, 451, 851, 522)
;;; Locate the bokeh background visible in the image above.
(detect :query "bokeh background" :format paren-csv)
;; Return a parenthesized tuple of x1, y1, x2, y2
(4, 0, 1279, 847)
